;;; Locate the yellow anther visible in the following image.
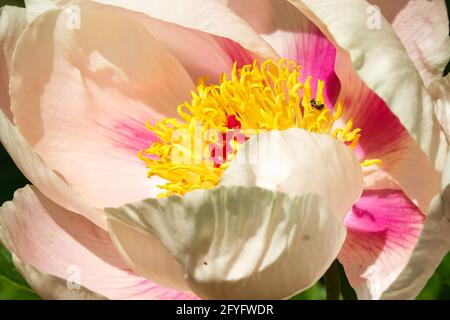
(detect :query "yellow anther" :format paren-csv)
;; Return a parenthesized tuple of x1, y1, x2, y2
(361, 159, 383, 167)
(139, 59, 377, 197)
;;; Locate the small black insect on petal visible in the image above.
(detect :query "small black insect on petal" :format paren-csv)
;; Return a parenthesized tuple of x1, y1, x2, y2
(310, 99, 325, 111)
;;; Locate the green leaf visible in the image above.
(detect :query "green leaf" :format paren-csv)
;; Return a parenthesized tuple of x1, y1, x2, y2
(290, 282, 326, 300)
(290, 260, 356, 300)
(0, 242, 28, 287)
(0, 242, 40, 299)
(0, 275, 39, 300)
(418, 253, 450, 300)
(338, 261, 356, 300)
(324, 260, 341, 300)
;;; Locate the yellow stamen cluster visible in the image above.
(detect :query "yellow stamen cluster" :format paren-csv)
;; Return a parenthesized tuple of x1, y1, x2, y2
(139, 59, 379, 197)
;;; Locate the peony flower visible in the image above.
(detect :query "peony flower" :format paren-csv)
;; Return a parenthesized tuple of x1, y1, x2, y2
(0, 0, 449, 300)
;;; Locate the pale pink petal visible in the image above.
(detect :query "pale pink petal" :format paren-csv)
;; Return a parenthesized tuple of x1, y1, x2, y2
(28, 0, 274, 92)
(66, 1, 274, 84)
(338, 189, 424, 300)
(0, 6, 27, 120)
(0, 110, 105, 229)
(130, 13, 257, 82)
(0, 185, 197, 300)
(369, 0, 450, 86)
(91, 0, 278, 60)
(229, 0, 340, 107)
(10, 3, 196, 209)
(337, 64, 441, 214)
(382, 174, 450, 299)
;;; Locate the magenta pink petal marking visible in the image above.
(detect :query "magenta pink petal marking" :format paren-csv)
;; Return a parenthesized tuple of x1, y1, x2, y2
(344, 85, 408, 161)
(338, 189, 424, 296)
(297, 28, 341, 107)
(105, 119, 157, 155)
(216, 37, 255, 68)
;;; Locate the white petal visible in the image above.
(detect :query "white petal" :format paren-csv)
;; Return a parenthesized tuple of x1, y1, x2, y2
(430, 74, 450, 142)
(24, 0, 58, 22)
(288, 0, 448, 173)
(220, 129, 364, 222)
(369, 0, 450, 86)
(106, 186, 347, 299)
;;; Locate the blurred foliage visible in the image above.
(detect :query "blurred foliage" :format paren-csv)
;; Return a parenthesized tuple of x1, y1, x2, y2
(417, 254, 450, 300)
(0, 0, 450, 301)
(0, 0, 24, 7)
(0, 242, 28, 288)
(0, 275, 39, 300)
(291, 282, 327, 300)
(0, 243, 39, 300)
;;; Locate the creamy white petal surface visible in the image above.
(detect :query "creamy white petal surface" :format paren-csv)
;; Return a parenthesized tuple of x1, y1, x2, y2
(369, 0, 450, 86)
(220, 128, 364, 222)
(430, 74, 450, 142)
(106, 185, 346, 299)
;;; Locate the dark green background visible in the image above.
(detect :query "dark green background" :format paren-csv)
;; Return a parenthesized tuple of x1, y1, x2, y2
(0, 0, 449, 300)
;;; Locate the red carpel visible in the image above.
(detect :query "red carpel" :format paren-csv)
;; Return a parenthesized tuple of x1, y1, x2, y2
(210, 115, 247, 168)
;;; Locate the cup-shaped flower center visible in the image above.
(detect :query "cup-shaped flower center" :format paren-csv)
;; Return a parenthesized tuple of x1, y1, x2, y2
(139, 59, 380, 197)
